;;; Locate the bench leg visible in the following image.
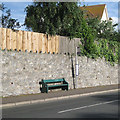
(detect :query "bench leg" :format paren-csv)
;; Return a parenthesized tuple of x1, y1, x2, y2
(65, 86, 68, 91)
(41, 87, 48, 93)
(46, 87, 48, 93)
(66, 87, 68, 91)
(62, 87, 65, 90)
(41, 87, 45, 93)
(62, 87, 68, 91)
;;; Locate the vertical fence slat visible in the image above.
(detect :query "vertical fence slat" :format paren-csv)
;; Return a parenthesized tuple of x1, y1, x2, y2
(27, 31, 31, 52)
(48, 35, 51, 53)
(6, 28, 11, 50)
(18, 30, 22, 51)
(42, 34, 46, 53)
(51, 36, 53, 53)
(10, 29, 13, 50)
(34, 32, 37, 52)
(51, 36, 56, 53)
(12, 30, 17, 50)
(45, 34, 48, 53)
(67, 38, 70, 54)
(55, 36, 57, 53)
(68, 39, 74, 55)
(36, 33, 39, 53)
(31, 32, 33, 52)
(31, 32, 34, 52)
(16, 31, 20, 51)
(63, 37, 66, 54)
(62, 37, 64, 54)
(22, 31, 27, 52)
(34, 33, 37, 52)
(38, 33, 42, 53)
(53, 36, 56, 53)
(2, 28, 6, 50)
(74, 38, 80, 53)
(32, 32, 36, 53)
(25, 31, 28, 51)
(47, 35, 50, 53)
(22, 31, 24, 51)
(9, 29, 12, 50)
(59, 36, 63, 53)
(58, 36, 62, 54)
(65, 37, 69, 54)
(55, 35, 59, 54)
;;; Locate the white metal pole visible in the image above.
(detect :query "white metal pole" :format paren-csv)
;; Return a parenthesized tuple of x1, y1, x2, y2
(75, 47, 79, 89)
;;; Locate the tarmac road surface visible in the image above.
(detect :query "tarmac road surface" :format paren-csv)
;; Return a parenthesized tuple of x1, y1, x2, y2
(2, 90, 119, 118)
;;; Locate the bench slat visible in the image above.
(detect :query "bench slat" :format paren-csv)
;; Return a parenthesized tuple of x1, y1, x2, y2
(43, 79, 64, 83)
(48, 84, 68, 88)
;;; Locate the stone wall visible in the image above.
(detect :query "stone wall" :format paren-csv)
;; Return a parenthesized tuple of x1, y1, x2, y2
(0, 50, 118, 97)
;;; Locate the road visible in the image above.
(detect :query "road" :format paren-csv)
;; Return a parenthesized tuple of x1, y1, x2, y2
(2, 90, 119, 118)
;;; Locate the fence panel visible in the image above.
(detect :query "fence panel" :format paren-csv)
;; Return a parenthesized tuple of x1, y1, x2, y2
(0, 28, 81, 54)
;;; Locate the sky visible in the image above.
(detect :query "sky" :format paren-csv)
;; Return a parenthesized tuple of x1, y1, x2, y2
(0, 0, 119, 31)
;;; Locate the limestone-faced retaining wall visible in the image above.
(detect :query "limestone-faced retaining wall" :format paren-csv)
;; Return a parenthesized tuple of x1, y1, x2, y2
(0, 50, 118, 97)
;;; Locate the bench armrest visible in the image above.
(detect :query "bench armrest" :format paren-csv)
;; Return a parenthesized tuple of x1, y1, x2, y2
(39, 81, 42, 84)
(63, 78, 68, 84)
(63, 81, 68, 84)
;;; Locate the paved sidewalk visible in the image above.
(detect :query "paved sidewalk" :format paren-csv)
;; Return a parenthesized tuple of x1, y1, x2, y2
(1, 84, 119, 107)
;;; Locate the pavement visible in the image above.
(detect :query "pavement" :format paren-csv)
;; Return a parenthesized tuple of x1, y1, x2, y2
(1, 84, 119, 108)
(2, 90, 119, 118)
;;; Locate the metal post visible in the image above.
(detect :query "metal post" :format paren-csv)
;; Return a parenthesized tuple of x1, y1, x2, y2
(75, 47, 79, 89)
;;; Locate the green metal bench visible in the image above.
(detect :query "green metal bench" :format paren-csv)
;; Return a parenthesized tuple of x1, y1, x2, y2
(39, 78, 68, 93)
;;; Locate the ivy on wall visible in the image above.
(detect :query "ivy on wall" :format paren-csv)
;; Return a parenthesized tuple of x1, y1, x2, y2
(79, 33, 119, 66)
(77, 17, 119, 66)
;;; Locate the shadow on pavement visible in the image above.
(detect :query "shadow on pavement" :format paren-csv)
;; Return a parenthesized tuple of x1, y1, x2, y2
(76, 112, 119, 118)
(91, 92, 118, 103)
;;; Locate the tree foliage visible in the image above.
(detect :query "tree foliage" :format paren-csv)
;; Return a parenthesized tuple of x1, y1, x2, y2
(1, 3, 20, 30)
(24, 2, 83, 38)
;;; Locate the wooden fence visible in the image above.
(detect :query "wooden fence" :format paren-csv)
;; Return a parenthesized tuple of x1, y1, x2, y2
(0, 28, 81, 54)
